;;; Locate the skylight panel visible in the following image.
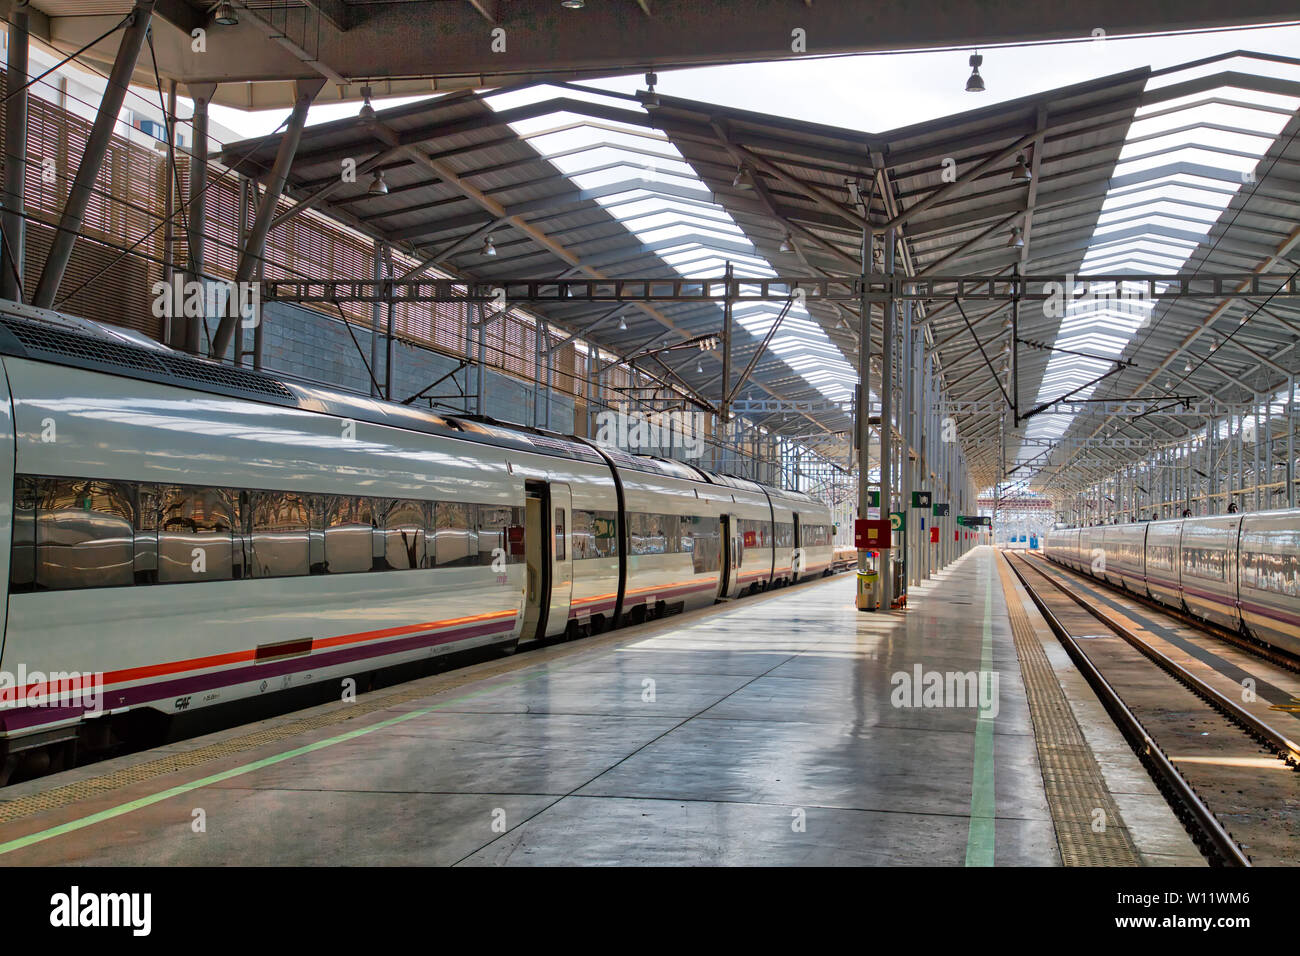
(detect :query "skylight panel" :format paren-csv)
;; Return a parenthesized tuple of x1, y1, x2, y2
(1019, 57, 1294, 480)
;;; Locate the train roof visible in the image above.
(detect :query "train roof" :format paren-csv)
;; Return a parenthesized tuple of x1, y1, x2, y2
(0, 301, 586, 465)
(0, 300, 833, 506)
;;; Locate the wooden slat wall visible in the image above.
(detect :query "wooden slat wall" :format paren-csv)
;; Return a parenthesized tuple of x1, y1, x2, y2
(0, 66, 686, 417)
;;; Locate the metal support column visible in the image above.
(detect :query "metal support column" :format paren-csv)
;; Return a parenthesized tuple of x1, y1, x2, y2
(33, 0, 155, 309)
(232, 174, 250, 367)
(476, 298, 487, 415)
(533, 320, 546, 427)
(384, 245, 395, 401)
(214, 76, 324, 359)
(721, 260, 733, 424)
(1289, 376, 1296, 509)
(369, 238, 383, 397)
(880, 228, 896, 611)
(2, 1, 31, 303)
(180, 82, 216, 354)
(901, 298, 913, 591)
(855, 228, 874, 611)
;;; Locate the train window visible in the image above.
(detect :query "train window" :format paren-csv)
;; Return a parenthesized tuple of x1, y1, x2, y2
(1148, 545, 1173, 571)
(801, 524, 830, 548)
(157, 485, 240, 583)
(684, 514, 721, 573)
(478, 505, 524, 565)
(319, 496, 376, 574)
(628, 512, 646, 555)
(660, 514, 680, 554)
(383, 499, 428, 570)
(32, 477, 135, 590)
(1244, 546, 1295, 596)
(571, 510, 618, 560)
(647, 514, 666, 555)
(773, 521, 794, 550)
(433, 501, 477, 567)
(570, 509, 596, 560)
(1182, 545, 1224, 581)
(10, 476, 36, 590)
(594, 512, 618, 558)
(248, 491, 312, 578)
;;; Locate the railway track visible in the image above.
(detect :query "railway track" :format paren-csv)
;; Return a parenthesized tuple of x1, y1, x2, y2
(1003, 550, 1300, 867)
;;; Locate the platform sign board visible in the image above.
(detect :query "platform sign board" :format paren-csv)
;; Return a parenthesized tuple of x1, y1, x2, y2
(889, 511, 904, 533)
(855, 517, 891, 550)
(932, 503, 950, 517)
(957, 515, 991, 527)
(868, 490, 880, 508)
(911, 490, 931, 509)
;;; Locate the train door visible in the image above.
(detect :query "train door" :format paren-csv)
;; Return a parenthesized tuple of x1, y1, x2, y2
(791, 512, 802, 582)
(520, 484, 551, 641)
(546, 483, 574, 639)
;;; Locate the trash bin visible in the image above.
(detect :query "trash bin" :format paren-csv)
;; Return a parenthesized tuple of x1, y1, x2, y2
(856, 568, 878, 611)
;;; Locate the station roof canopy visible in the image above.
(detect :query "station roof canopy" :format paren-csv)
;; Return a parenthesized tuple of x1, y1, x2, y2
(222, 50, 1300, 487)
(7, 0, 1300, 109)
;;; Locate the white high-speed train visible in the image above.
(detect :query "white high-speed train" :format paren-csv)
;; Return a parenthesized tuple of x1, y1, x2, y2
(0, 301, 835, 782)
(1044, 511, 1300, 656)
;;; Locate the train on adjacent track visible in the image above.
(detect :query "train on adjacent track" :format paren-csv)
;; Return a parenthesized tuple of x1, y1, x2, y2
(1043, 511, 1300, 657)
(0, 301, 836, 783)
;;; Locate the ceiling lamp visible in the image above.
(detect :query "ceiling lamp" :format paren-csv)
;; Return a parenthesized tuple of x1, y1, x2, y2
(213, 1, 238, 26)
(697, 358, 704, 374)
(1008, 226, 1025, 248)
(359, 87, 375, 119)
(965, 52, 985, 93)
(561, 0, 585, 8)
(779, 234, 793, 254)
(732, 164, 754, 190)
(642, 71, 660, 109)
(1011, 153, 1031, 184)
(481, 235, 496, 257)
(1184, 359, 1193, 372)
(618, 316, 627, 331)
(367, 169, 388, 195)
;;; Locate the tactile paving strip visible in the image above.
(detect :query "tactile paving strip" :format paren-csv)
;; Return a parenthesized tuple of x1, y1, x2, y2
(996, 556, 1142, 866)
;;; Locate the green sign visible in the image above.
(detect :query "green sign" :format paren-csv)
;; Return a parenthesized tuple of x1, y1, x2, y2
(933, 503, 950, 517)
(889, 511, 905, 533)
(868, 490, 880, 507)
(957, 515, 991, 527)
(911, 490, 932, 509)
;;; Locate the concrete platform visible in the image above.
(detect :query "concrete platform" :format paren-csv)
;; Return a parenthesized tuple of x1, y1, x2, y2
(0, 546, 1194, 866)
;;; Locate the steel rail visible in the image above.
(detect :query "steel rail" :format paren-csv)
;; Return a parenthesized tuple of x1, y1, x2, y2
(1003, 551, 1253, 867)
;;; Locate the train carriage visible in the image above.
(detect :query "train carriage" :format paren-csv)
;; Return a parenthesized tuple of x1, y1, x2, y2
(1178, 514, 1243, 631)
(593, 448, 726, 621)
(0, 301, 837, 780)
(704, 472, 775, 597)
(1103, 521, 1148, 594)
(1047, 509, 1300, 657)
(1237, 509, 1300, 655)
